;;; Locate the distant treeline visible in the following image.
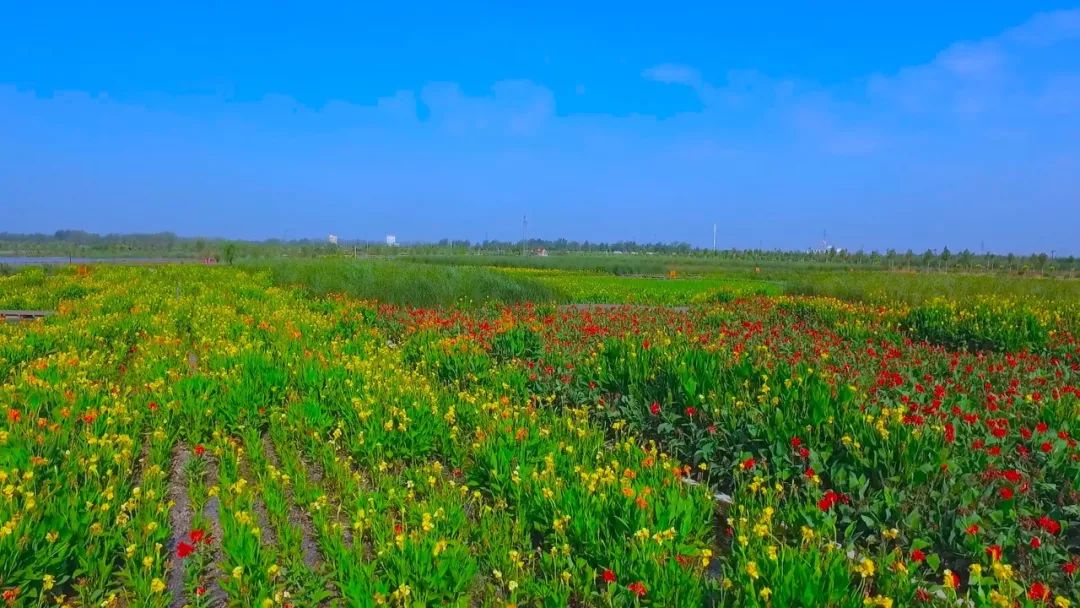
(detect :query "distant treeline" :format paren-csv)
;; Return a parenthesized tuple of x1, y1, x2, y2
(0, 230, 1077, 274)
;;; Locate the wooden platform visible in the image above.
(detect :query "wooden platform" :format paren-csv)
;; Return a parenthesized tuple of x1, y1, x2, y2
(1, 310, 54, 323)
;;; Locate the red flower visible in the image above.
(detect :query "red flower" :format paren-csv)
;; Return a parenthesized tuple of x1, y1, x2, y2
(1030, 537, 1041, 549)
(790, 436, 801, 448)
(985, 545, 1002, 562)
(1036, 422, 1048, 433)
(999, 487, 1014, 500)
(393, 523, 403, 535)
(1040, 442, 1052, 453)
(1064, 562, 1077, 576)
(601, 569, 616, 584)
(944, 423, 955, 444)
(818, 490, 846, 511)
(1027, 582, 1049, 601)
(804, 467, 815, 479)
(627, 581, 647, 597)
(148, 401, 159, 411)
(177, 541, 194, 559)
(798, 447, 810, 459)
(966, 524, 980, 535)
(910, 549, 926, 562)
(194, 445, 206, 457)
(740, 457, 755, 471)
(1038, 515, 1061, 535)
(915, 589, 932, 602)
(684, 406, 697, 417)
(189, 529, 205, 543)
(649, 402, 661, 416)
(196, 587, 206, 596)
(6, 409, 19, 423)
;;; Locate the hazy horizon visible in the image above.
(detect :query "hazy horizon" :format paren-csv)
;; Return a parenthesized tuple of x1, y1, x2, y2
(3, 4, 1080, 254)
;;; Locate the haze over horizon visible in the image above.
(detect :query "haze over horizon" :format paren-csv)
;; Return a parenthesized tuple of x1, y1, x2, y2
(3, 3, 1080, 254)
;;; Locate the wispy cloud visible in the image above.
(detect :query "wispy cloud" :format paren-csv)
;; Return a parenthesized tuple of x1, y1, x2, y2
(642, 63, 703, 88)
(419, 79, 554, 135)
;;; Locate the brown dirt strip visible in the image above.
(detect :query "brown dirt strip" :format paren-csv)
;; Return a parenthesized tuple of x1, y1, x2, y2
(166, 444, 193, 608)
(238, 452, 278, 548)
(262, 434, 322, 571)
(202, 454, 229, 607)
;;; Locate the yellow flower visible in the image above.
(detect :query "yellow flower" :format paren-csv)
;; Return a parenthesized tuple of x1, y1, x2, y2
(759, 587, 772, 601)
(150, 578, 165, 594)
(232, 566, 243, 579)
(745, 561, 760, 579)
(1054, 597, 1070, 608)
(43, 574, 55, 591)
(856, 557, 875, 578)
(700, 548, 712, 567)
(46, 530, 58, 543)
(142, 555, 154, 570)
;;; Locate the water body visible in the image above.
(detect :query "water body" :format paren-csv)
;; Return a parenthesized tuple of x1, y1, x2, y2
(0, 256, 193, 266)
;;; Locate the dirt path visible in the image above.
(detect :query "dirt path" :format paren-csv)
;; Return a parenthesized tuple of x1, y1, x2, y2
(166, 444, 193, 608)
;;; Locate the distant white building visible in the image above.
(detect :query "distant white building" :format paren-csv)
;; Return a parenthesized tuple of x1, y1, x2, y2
(328, 234, 338, 245)
(386, 234, 397, 247)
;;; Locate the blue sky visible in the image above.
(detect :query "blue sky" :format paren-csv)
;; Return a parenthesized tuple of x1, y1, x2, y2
(2, 3, 1079, 253)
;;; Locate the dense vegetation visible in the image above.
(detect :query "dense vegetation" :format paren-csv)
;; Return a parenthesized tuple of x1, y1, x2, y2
(0, 263, 1076, 607)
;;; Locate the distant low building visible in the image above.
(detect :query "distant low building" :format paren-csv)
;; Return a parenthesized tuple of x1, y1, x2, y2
(386, 234, 397, 247)
(328, 234, 338, 245)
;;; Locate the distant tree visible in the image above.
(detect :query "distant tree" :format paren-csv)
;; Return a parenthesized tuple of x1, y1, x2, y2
(921, 249, 935, 269)
(957, 249, 974, 269)
(223, 242, 238, 264)
(902, 249, 915, 269)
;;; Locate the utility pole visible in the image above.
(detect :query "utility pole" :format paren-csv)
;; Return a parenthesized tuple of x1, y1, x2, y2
(521, 214, 527, 256)
(712, 223, 717, 253)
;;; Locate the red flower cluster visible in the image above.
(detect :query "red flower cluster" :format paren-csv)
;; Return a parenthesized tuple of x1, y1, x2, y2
(1038, 515, 1061, 535)
(627, 581, 647, 597)
(176, 528, 211, 559)
(817, 489, 848, 512)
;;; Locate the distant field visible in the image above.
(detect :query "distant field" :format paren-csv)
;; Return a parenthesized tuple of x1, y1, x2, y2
(243, 258, 560, 308)
(499, 268, 781, 306)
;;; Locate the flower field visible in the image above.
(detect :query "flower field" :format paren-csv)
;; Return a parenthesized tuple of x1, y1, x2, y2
(0, 265, 1077, 607)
